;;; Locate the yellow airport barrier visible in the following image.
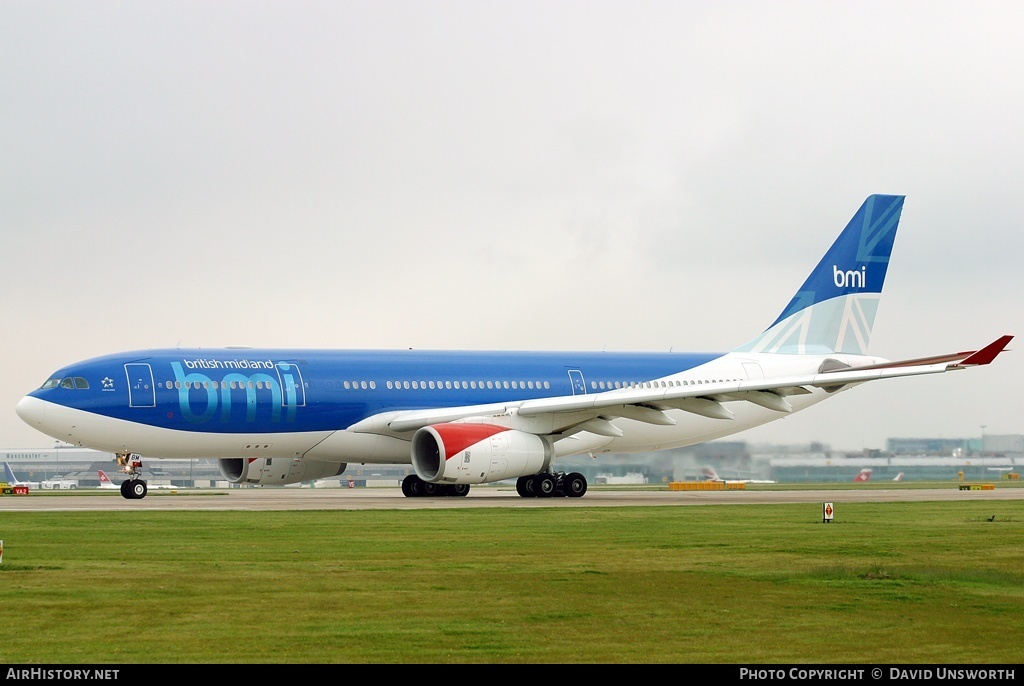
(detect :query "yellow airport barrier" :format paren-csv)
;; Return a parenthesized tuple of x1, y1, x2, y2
(670, 482, 718, 491)
(958, 484, 996, 491)
(669, 481, 747, 491)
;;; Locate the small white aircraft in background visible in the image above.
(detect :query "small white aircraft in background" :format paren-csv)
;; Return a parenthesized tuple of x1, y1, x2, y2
(147, 481, 189, 490)
(700, 467, 776, 484)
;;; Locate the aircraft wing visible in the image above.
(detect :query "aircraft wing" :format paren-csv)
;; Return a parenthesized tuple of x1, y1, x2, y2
(375, 335, 1011, 436)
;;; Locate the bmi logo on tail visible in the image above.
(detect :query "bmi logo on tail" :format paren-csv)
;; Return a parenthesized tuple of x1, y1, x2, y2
(833, 265, 867, 288)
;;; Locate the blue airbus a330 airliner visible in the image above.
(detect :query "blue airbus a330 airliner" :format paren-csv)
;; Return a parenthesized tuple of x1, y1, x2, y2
(17, 195, 1012, 499)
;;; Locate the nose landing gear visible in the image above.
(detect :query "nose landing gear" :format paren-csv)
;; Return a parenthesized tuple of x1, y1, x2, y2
(115, 452, 148, 500)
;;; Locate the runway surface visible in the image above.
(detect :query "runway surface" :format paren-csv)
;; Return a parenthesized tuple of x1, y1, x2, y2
(3, 485, 1023, 511)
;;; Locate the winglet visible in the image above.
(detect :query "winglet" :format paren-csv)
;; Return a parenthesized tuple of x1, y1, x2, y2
(954, 335, 1013, 367)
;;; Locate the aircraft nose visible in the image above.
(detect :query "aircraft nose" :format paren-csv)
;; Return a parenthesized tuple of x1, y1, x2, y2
(16, 395, 47, 427)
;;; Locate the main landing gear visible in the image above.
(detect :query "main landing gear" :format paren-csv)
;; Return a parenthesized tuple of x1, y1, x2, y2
(400, 471, 589, 498)
(115, 452, 148, 500)
(515, 471, 588, 498)
(401, 474, 471, 497)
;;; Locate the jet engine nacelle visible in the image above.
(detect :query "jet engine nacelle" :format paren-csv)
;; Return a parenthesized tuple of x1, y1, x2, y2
(411, 423, 553, 485)
(217, 457, 347, 486)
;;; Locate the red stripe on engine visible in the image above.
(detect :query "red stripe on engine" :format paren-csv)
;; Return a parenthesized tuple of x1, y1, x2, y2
(431, 423, 508, 460)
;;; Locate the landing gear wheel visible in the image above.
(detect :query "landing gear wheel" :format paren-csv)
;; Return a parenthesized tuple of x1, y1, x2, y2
(451, 484, 470, 497)
(563, 472, 588, 498)
(517, 475, 536, 497)
(534, 474, 556, 497)
(120, 480, 132, 499)
(128, 480, 148, 500)
(402, 474, 423, 497)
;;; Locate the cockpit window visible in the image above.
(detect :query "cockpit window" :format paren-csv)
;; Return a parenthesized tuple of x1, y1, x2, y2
(41, 376, 90, 389)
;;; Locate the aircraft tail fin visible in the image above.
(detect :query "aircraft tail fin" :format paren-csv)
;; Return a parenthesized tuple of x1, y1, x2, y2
(3, 462, 19, 484)
(97, 470, 117, 489)
(700, 467, 722, 482)
(734, 194, 905, 356)
(853, 468, 872, 482)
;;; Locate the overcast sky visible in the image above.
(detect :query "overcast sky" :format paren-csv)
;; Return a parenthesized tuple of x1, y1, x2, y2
(2, 1, 1021, 454)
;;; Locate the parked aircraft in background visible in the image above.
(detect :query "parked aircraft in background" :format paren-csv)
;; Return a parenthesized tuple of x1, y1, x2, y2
(893, 472, 905, 481)
(853, 468, 873, 482)
(147, 481, 188, 491)
(3, 462, 40, 489)
(96, 470, 119, 489)
(699, 467, 776, 484)
(15, 195, 1013, 500)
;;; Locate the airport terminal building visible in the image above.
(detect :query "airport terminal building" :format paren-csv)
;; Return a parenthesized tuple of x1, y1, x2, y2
(670, 434, 1024, 484)
(2, 433, 1022, 488)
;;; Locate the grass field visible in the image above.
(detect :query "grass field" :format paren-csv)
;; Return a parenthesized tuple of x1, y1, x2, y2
(1, 498, 1022, 663)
